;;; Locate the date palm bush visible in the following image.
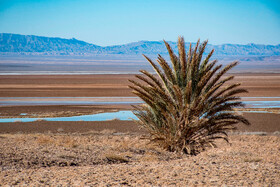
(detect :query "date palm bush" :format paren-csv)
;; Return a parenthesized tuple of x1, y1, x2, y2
(129, 37, 250, 155)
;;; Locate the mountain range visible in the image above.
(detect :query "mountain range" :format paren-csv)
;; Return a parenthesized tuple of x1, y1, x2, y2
(1, 33, 280, 56)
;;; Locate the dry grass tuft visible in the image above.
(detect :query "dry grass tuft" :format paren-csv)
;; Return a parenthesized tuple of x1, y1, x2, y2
(140, 152, 159, 162)
(105, 153, 129, 163)
(36, 135, 80, 148)
(244, 157, 262, 163)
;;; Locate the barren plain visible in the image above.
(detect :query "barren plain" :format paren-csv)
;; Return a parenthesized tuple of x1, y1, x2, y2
(0, 74, 279, 186)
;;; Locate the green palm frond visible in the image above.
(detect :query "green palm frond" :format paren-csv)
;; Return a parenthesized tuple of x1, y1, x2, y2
(129, 36, 250, 155)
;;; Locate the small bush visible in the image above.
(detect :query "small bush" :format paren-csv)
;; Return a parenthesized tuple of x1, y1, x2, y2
(129, 37, 250, 155)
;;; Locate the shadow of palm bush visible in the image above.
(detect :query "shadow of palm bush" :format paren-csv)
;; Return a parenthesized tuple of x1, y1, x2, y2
(129, 37, 250, 155)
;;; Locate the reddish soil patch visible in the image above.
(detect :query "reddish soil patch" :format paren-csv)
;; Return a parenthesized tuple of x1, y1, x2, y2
(0, 74, 280, 97)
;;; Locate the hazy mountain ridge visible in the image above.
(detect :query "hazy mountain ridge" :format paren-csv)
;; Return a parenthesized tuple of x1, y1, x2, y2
(1, 33, 280, 56)
(0, 33, 102, 55)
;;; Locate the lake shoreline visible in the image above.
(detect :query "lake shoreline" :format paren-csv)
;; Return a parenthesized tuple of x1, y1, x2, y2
(0, 112, 279, 134)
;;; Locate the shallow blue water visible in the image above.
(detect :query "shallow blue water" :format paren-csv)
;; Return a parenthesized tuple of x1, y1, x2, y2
(242, 101, 280, 108)
(0, 101, 142, 106)
(0, 71, 142, 75)
(242, 97, 280, 99)
(0, 97, 279, 123)
(0, 97, 139, 99)
(0, 110, 278, 123)
(1, 97, 280, 108)
(0, 111, 137, 123)
(0, 97, 141, 106)
(238, 111, 272, 113)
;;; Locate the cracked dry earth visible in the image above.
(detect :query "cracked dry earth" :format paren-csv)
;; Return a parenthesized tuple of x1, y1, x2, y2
(0, 132, 279, 186)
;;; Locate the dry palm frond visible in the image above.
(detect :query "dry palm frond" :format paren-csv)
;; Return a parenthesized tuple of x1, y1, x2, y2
(129, 36, 250, 155)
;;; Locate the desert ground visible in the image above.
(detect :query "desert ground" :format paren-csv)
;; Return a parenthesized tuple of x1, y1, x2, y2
(1, 73, 280, 97)
(0, 74, 280, 186)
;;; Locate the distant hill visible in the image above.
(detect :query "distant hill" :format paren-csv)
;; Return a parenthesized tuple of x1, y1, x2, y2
(1, 33, 280, 56)
(0, 33, 102, 55)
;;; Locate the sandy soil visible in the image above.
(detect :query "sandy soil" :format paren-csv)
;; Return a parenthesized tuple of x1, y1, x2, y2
(0, 133, 279, 186)
(0, 74, 280, 97)
(0, 74, 134, 97)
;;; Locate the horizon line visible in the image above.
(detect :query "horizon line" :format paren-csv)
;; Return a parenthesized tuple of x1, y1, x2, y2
(1, 33, 280, 47)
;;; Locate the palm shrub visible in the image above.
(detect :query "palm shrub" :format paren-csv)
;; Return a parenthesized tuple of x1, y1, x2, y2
(129, 37, 250, 155)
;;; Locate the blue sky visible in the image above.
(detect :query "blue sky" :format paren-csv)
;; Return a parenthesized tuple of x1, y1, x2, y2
(0, 0, 279, 46)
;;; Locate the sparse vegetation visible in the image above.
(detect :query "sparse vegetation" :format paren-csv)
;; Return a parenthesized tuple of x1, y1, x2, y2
(244, 157, 262, 163)
(1, 133, 279, 186)
(105, 154, 129, 164)
(129, 36, 250, 155)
